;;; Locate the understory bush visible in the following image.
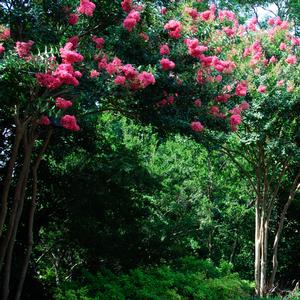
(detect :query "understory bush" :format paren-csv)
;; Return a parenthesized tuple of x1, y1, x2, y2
(54, 257, 252, 300)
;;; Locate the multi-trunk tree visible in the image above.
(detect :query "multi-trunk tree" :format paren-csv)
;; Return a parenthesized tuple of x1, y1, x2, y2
(0, 0, 299, 298)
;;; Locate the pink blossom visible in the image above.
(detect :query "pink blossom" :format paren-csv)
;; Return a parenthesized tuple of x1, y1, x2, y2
(280, 21, 289, 30)
(114, 75, 126, 85)
(55, 97, 73, 109)
(243, 47, 251, 57)
(157, 98, 167, 107)
(286, 55, 297, 64)
(194, 99, 201, 107)
(164, 20, 182, 39)
(0, 44, 4, 54)
(36, 73, 62, 90)
(123, 10, 141, 31)
(61, 115, 80, 131)
(0, 28, 10, 40)
(235, 82, 247, 96)
(121, 0, 132, 13)
(258, 85, 266, 93)
(59, 42, 84, 64)
(277, 80, 285, 86)
(123, 17, 137, 31)
(185, 38, 208, 58)
(230, 114, 241, 128)
(215, 75, 222, 82)
(121, 64, 138, 79)
(77, 0, 96, 17)
(90, 70, 100, 78)
(54, 63, 80, 86)
(223, 85, 232, 93)
(15, 40, 34, 58)
(210, 106, 219, 116)
(138, 71, 155, 88)
(67, 36, 79, 49)
(215, 94, 231, 103)
(223, 27, 236, 37)
(167, 95, 174, 105)
(69, 13, 79, 25)
(291, 37, 300, 46)
(191, 121, 204, 132)
(185, 7, 198, 19)
(269, 56, 277, 64)
(160, 7, 167, 15)
(239, 101, 250, 110)
(38, 116, 51, 126)
(98, 57, 108, 69)
(92, 36, 105, 48)
(196, 69, 204, 84)
(160, 44, 170, 55)
(279, 42, 287, 51)
(106, 57, 122, 75)
(229, 106, 241, 115)
(139, 32, 149, 41)
(268, 18, 275, 26)
(160, 58, 175, 70)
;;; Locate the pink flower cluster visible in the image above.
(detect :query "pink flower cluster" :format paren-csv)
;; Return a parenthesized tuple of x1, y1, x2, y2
(267, 17, 289, 30)
(98, 56, 155, 90)
(67, 36, 79, 49)
(59, 42, 84, 64)
(184, 7, 199, 20)
(164, 20, 182, 39)
(157, 92, 176, 107)
(36, 42, 83, 90)
(121, 0, 133, 13)
(235, 81, 248, 97)
(61, 115, 80, 131)
(185, 38, 208, 58)
(286, 55, 297, 65)
(228, 101, 249, 131)
(55, 97, 73, 109)
(38, 116, 51, 126)
(77, 0, 96, 17)
(199, 4, 216, 21)
(69, 13, 79, 25)
(15, 40, 34, 59)
(0, 44, 4, 54)
(92, 36, 105, 49)
(123, 10, 141, 31)
(160, 58, 175, 71)
(0, 28, 10, 40)
(258, 85, 266, 93)
(243, 40, 263, 66)
(218, 10, 236, 22)
(160, 44, 170, 55)
(90, 69, 100, 78)
(191, 121, 204, 132)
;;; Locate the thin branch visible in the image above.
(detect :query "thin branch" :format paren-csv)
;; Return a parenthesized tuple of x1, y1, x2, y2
(221, 148, 258, 196)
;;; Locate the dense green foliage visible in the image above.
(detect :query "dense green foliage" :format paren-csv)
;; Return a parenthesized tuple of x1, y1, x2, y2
(54, 257, 252, 300)
(0, 0, 299, 299)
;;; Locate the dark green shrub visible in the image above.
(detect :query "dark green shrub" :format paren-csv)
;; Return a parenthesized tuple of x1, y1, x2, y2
(54, 257, 252, 300)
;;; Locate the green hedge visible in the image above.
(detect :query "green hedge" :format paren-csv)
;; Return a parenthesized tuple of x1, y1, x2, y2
(54, 257, 252, 300)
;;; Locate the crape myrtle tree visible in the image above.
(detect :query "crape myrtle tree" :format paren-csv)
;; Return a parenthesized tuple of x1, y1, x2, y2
(103, 3, 300, 295)
(0, 0, 299, 298)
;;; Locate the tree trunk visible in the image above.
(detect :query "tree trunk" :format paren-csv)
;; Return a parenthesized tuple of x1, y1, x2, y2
(15, 128, 52, 300)
(0, 129, 33, 272)
(259, 214, 269, 297)
(1, 134, 34, 300)
(255, 199, 261, 296)
(270, 171, 300, 288)
(0, 122, 25, 237)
